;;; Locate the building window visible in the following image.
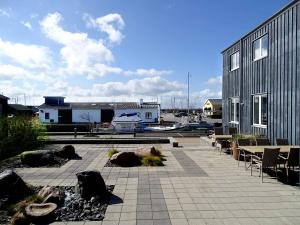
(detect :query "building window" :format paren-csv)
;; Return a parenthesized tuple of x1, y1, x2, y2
(253, 35, 268, 61)
(45, 112, 50, 120)
(229, 98, 239, 123)
(230, 51, 239, 71)
(253, 95, 267, 127)
(145, 112, 152, 119)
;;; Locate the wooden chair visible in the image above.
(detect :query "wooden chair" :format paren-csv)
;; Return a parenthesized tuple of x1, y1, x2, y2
(250, 148, 280, 182)
(279, 148, 300, 180)
(256, 138, 271, 146)
(229, 127, 237, 135)
(276, 138, 289, 146)
(237, 139, 252, 169)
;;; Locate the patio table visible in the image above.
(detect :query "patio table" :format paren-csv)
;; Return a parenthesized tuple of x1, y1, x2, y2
(211, 135, 232, 141)
(240, 145, 300, 154)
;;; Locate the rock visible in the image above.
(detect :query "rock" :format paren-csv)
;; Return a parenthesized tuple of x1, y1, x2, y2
(110, 152, 141, 167)
(55, 145, 76, 159)
(75, 170, 108, 200)
(38, 186, 64, 205)
(20, 150, 54, 166)
(135, 146, 161, 157)
(0, 170, 31, 198)
(25, 203, 57, 218)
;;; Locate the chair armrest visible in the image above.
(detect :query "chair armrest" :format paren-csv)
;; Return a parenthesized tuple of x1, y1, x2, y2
(251, 155, 262, 161)
(278, 155, 287, 160)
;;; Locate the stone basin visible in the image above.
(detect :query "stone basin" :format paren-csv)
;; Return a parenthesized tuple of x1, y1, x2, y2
(25, 203, 57, 218)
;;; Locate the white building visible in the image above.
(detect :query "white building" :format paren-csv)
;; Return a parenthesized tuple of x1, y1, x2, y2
(38, 96, 160, 124)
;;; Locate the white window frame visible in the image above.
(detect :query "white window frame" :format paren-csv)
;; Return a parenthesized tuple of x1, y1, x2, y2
(145, 112, 152, 119)
(253, 35, 268, 61)
(229, 97, 239, 124)
(230, 51, 240, 71)
(252, 94, 267, 128)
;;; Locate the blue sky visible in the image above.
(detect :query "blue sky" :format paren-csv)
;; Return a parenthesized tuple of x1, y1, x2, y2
(0, 0, 289, 107)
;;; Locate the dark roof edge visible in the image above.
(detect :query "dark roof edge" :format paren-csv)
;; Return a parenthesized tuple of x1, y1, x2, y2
(221, 0, 300, 53)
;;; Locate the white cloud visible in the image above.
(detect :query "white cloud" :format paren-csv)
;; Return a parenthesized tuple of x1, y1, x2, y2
(206, 76, 222, 85)
(0, 8, 11, 17)
(40, 12, 116, 77)
(0, 38, 51, 69)
(124, 68, 173, 77)
(83, 13, 125, 44)
(92, 76, 185, 97)
(21, 21, 33, 30)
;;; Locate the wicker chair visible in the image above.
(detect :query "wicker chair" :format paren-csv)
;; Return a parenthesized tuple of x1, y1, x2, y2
(256, 138, 271, 146)
(237, 139, 252, 169)
(251, 148, 280, 182)
(276, 138, 289, 146)
(279, 148, 300, 180)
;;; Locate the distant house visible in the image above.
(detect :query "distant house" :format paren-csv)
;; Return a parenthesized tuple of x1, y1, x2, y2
(0, 94, 9, 117)
(203, 99, 222, 118)
(38, 96, 160, 124)
(8, 104, 34, 116)
(222, 0, 300, 144)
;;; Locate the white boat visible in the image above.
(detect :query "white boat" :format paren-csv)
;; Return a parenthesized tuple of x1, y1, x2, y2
(111, 113, 144, 132)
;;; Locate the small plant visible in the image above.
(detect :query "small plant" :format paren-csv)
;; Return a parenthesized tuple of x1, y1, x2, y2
(108, 149, 119, 158)
(141, 155, 164, 166)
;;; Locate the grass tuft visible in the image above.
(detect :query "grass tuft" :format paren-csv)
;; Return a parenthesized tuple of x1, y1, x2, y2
(108, 149, 119, 158)
(141, 155, 164, 166)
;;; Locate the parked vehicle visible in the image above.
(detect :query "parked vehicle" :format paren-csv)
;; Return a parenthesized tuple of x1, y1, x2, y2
(181, 121, 213, 131)
(175, 112, 188, 117)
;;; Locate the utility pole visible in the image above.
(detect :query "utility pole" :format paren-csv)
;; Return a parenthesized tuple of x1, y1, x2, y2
(187, 72, 191, 122)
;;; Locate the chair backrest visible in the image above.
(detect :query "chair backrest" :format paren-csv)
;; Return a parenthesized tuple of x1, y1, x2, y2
(237, 139, 251, 146)
(262, 148, 280, 167)
(229, 127, 237, 135)
(214, 127, 223, 135)
(287, 148, 300, 167)
(256, 138, 271, 146)
(276, 138, 289, 146)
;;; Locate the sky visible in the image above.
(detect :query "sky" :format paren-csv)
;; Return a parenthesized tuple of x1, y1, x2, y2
(0, 0, 290, 108)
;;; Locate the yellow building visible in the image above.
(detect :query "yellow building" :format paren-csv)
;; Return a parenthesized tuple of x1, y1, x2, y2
(203, 99, 222, 118)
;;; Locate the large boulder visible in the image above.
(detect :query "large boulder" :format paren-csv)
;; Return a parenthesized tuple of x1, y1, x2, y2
(54, 145, 77, 159)
(38, 186, 64, 205)
(20, 150, 54, 166)
(0, 170, 30, 198)
(75, 170, 108, 200)
(135, 146, 161, 158)
(110, 152, 141, 167)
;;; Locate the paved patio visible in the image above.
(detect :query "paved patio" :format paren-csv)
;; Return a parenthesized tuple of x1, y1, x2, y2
(15, 138, 300, 225)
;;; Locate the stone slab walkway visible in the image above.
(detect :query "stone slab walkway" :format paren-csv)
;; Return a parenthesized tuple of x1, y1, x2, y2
(15, 138, 300, 225)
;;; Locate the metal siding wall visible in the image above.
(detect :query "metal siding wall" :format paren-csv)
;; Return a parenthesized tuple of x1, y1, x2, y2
(222, 3, 300, 144)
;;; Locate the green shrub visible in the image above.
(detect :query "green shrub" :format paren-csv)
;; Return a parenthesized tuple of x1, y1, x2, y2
(141, 155, 164, 166)
(108, 149, 119, 158)
(0, 116, 47, 160)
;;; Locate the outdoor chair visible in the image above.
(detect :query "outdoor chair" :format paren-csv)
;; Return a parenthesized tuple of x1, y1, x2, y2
(276, 138, 289, 146)
(219, 140, 231, 155)
(250, 148, 280, 182)
(237, 139, 252, 170)
(214, 127, 223, 135)
(229, 127, 237, 135)
(255, 138, 271, 146)
(279, 148, 300, 180)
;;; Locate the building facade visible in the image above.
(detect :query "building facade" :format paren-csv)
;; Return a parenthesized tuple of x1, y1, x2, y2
(0, 95, 9, 117)
(39, 96, 160, 124)
(203, 99, 222, 118)
(222, 0, 300, 145)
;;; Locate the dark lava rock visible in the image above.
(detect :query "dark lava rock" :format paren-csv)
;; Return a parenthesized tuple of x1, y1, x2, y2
(55, 145, 77, 159)
(20, 150, 55, 166)
(75, 170, 108, 200)
(110, 152, 141, 167)
(0, 170, 30, 198)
